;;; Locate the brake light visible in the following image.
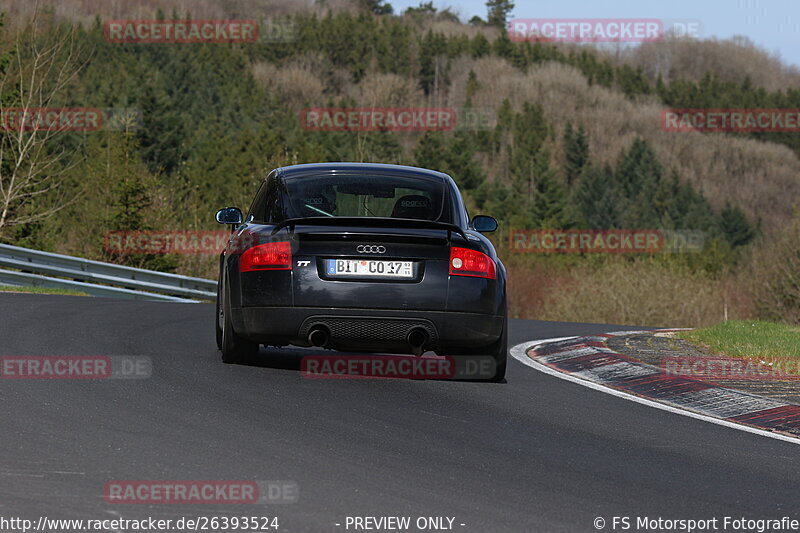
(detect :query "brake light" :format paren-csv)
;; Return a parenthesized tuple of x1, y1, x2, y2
(240, 241, 292, 272)
(449, 247, 496, 279)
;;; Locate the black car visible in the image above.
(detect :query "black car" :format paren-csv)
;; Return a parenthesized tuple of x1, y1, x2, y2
(215, 163, 507, 381)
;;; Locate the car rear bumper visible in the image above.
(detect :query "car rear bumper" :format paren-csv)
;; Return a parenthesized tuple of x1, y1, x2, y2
(233, 306, 504, 352)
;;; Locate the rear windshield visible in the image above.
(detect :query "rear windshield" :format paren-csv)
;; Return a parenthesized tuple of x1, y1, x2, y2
(279, 173, 450, 222)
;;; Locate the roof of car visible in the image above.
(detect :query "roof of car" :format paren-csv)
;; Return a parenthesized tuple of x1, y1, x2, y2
(273, 162, 451, 182)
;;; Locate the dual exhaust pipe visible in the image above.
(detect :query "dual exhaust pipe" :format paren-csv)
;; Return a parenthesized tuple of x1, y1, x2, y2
(308, 327, 330, 347)
(406, 327, 429, 356)
(306, 325, 430, 355)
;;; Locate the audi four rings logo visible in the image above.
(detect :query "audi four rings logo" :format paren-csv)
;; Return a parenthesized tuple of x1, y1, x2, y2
(357, 245, 386, 253)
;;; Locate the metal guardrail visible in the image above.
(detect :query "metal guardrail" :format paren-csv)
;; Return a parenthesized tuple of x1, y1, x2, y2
(0, 243, 217, 302)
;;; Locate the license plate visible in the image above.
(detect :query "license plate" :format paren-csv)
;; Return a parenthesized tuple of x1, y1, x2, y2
(326, 259, 413, 279)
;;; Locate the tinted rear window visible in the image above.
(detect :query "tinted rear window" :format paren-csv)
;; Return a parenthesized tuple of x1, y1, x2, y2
(279, 173, 451, 222)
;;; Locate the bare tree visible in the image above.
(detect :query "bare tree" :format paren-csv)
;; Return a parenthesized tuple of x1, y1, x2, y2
(0, 9, 86, 237)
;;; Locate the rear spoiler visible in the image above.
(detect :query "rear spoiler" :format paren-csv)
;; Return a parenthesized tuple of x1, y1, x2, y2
(269, 217, 468, 242)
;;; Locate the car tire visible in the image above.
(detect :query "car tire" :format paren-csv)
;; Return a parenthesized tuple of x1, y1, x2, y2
(458, 316, 507, 382)
(486, 317, 508, 382)
(220, 276, 259, 364)
(215, 274, 223, 350)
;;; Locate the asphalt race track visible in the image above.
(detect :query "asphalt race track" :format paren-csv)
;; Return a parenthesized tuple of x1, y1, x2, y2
(1, 293, 798, 532)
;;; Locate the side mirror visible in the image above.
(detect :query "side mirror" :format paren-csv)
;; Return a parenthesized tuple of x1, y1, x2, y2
(215, 207, 243, 225)
(471, 215, 497, 233)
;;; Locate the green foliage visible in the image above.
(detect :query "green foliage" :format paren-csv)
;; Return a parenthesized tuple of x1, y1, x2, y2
(562, 137, 755, 265)
(492, 32, 522, 67)
(510, 102, 549, 178)
(486, 0, 515, 29)
(528, 168, 575, 229)
(719, 202, 757, 247)
(465, 70, 480, 105)
(658, 73, 800, 158)
(616, 64, 651, 98)
(446, 132, 485, 190)
(571, 164, 620, 229)
(563, 122, 589, 186)
(474, 180, 510, 221)
(503, 103, 576, 228)
(608, 138, 731, 237)
(679, 320, 800, 360)
(0, 8, 762, 279)
(359, 0, 394, 15)
(356, 132, 404, 163)
(413, 131, 485, 190)
(412, 132, 445, 170)
(403, 2, 436, 17)
(376, 21, 412, 75)
(469, 16, 486, 27)
(470, 34, 490, 57)
(136, 82, 185, 174)
(747, 214, 800, 323)
(418, 30, 448, 95)
(0, 14, 11, 77)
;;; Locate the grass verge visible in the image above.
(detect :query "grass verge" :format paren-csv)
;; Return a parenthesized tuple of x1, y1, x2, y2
(0, 285, 88, 297)
(678, 320, 800, 361)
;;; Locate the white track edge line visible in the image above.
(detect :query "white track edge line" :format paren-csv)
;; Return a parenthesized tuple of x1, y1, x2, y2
(510, 339, 800, 446)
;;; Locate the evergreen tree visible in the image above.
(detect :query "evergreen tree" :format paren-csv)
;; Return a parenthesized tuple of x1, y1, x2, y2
(414, 132, 485, 190)
(102, 132, 177, 271)
(615, 138, 665, 228)
(418, 30, 448, 95)
(563, 123, 589, 186)
(413, 132, 445, 171)
(492, 98, 514, 153)
(505, 103, 574, 228)
(0, 15, 11, 80)
(444, 132, 486, 190)
(469, 16, 486, 27)
(510, 102, 549, 188)
(491, 31, 516, 62)
(403, 2, 436, 19)
(657, 171, 715, 232)
(359, 0, 394, 15)
(486, 0, 514, 29)
(470, 34, 490, 58)
(571, 164, 620, 229)
(475, 180, 510, 222)
(616, 64, 651, 97)
(358, 132, 404, 163)
(719, 202, 757, 247)
(377, 21, 411, 75)
(529, 164, 574, 229)
(616, 138, 659, 197)
(465, 70, 480, 105)
(679, 185, 717, 234)
(136, 82, 185, 174)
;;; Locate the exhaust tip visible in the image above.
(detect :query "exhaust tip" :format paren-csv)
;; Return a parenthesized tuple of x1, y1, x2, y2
(308, 327, 330, 347)
(407, 328, 429, 356)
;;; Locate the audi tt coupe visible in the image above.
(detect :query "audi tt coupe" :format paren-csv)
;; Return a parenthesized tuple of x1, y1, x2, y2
(214, 162, 508, 381)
